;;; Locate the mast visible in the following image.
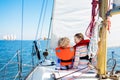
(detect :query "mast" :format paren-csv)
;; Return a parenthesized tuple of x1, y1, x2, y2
(97, 0, 108, 76)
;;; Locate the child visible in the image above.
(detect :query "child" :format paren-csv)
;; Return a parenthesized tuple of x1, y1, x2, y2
(55, 37, 74, 70)
(73, 33, 90, 69)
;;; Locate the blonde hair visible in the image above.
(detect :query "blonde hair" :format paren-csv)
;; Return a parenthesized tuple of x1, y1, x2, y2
(58, 37, 70, 48)
(74, 33, 84, 40)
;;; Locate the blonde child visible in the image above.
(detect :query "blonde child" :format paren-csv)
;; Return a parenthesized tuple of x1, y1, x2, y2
(55, 37, 74, 70)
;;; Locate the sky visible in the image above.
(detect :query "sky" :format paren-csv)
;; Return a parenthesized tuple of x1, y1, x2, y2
(0, 0, 53, 40)
(0, 0, 120, 47)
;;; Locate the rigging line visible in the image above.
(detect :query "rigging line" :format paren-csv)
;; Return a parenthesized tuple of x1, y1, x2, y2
(39, 0, 48, 39)
(13, 71, 20, 80)
(56, 66, 89, 80)
(35, 0, 45, 40)
(19, 0, 24, 79)
(46, 0, 54, 49)
(21, 0, 24, 54)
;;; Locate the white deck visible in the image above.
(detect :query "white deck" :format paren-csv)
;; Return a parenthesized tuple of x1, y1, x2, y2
(25, 58, 117, 80)
(26, 64, 101, 80)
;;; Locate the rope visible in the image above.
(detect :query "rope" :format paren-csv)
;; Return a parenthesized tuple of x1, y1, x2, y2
(35, 0, 45, 40)
(56, 66, 89, 80)
(46, 0, 54, 49)
(60, 63, 98, 79)
(88, 18, 102, 59)
(71, 67, 91, 79)
(107, 51, 116, 75)
(39, 0, 48, 39)
(85, 0, 99, 38)
(107, 0, 111, 32)
(107, 58, 116, 75)
(13, 71, 20, 80)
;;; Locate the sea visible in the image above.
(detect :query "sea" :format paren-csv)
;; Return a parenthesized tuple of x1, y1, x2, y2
(0, 40, 120, 80)
(0, 40, 55, 80)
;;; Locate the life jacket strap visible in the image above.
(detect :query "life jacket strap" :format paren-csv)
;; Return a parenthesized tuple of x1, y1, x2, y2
(60, 59, 73, 62)
(80, 55, 92, 63)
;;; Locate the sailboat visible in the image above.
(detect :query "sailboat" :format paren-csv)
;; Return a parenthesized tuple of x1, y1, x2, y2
(1, 0, 120, 80)
(25, 0, 120, 80)
(3, 34, 16, 40)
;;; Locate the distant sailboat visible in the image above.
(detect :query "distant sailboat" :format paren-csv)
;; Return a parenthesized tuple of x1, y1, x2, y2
(3, 34, 16, 40)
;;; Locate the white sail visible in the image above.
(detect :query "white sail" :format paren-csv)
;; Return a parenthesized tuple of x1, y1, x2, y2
(108, 14, 120, 47)
(3, 34, 16, 40)
(50, 0, 92, 48)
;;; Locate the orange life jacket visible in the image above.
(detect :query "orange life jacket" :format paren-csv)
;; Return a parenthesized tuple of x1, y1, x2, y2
(55, 47, 74, 66)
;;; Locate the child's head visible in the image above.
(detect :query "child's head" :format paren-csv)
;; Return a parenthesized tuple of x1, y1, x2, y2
(74, 33, 84, 44)
(58, 37, 70, 48)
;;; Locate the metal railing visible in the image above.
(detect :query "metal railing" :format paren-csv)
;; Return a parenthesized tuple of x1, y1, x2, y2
(107, 51, 120, 73)
(0, 50, 22, 80)
(0, 47, 41, 80)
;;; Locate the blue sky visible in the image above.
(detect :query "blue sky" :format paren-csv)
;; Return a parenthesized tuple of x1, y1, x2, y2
(1, 0, 120, 47)
(0, 0, 53, 40)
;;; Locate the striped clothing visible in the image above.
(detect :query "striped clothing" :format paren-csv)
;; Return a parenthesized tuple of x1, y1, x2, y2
(73, 45, 89, 68)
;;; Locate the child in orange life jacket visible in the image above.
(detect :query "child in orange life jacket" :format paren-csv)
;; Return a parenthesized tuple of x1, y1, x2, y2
(55, 37, 74, 70)
(73, 33, 90, 69)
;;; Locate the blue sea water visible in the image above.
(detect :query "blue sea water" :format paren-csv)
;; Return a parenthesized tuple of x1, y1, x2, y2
(0, 40, 120, 80)
(0, 40, 53, 80)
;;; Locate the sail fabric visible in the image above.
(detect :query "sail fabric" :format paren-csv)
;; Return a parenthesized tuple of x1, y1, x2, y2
(50, 0, 92, 49)
(108, 14, 120, 47)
